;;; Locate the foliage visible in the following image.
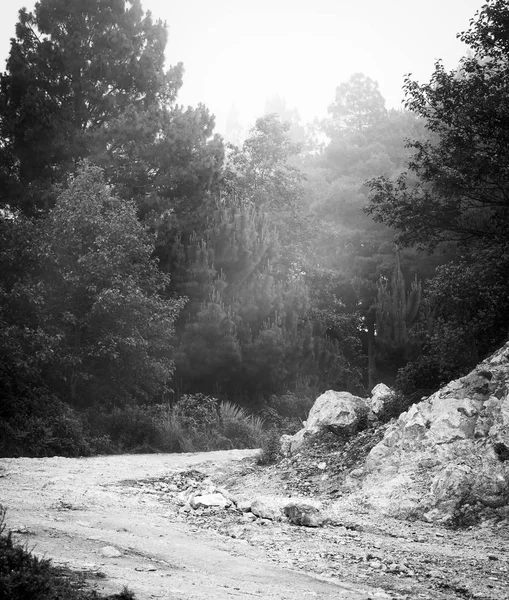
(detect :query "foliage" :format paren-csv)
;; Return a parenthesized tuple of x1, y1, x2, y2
(0, 506, 136, 599)
(364, 1, 509, 397)
(219, 401, 265, 448)
(173, 394, 219, 431)
(0, 393, 93, 458)
(83, 397, 265, 454)
(366, 1, 509, 251)
(256, 429, 282, 465)
(374, 249, 422, 384)
(261, 392, 314, 434)
(0, 0, 179, 212)
(172, 189, 361, 402)
(30, 164, 184, 406)
(224, 114, 304, 211)
(327, 73, 387, 133)
(396, 244, 509, 398)
(0, 0, 224, 230)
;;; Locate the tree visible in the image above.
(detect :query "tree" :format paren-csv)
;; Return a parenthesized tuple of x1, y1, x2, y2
(327, 73, 387, 133)
(171, 192, 363, 402)
(225, 114, 303, 210)
(364, 0, 509, 394)
(263, 95, 306, 144)
(0, 0, 224, 218)
(366, 1, 509, 250)
(0, 0, 183, 212)
(374, 249, 421, 384)
(224, 114, 308, 273)
(21, 164, 184, 406)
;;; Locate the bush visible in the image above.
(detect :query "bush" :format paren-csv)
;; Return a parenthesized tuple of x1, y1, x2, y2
(261, 392, 314, 434)
(85, 405, 161, 452)
(0, 505, 136, 599)
(173, 394, 220, 431)
(257, 429, 282, 465)
(0, 393, 92, 458)
(218, 401, 264, 448)
(152, 411, 194, 453)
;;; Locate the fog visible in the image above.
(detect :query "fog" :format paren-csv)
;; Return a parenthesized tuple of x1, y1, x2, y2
(0, 0, 484, 139)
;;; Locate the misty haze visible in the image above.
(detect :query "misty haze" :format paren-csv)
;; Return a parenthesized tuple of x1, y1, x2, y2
(0, 1, 508, 600)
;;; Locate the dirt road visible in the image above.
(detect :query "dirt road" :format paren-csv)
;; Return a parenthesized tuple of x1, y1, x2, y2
(0, 451, 387, 600)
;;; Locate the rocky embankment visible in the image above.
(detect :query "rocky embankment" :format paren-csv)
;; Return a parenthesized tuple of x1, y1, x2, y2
(282, 341, 509, 525)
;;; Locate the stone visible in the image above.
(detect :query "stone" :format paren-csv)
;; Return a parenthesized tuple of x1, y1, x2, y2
(236, 499, 252, 512)
(284, 390, 369, 454)
(250, 498, 284, 521)
(216, 486, 237, 504)
(190, 493, 231, 510)
(100, 546, 121, 558)
(305, 390, 369, 436)
(280, 434, 293, 456)
(357, 341, 509, 522)
(369, 383, 395, 418)
(283, 501, 325, 527)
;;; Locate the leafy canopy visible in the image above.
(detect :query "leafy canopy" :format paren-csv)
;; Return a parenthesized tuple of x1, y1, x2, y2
(366, 0, 509, 250)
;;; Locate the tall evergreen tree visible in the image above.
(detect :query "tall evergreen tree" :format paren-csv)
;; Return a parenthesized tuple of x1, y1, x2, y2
(0, 0, 223, 216)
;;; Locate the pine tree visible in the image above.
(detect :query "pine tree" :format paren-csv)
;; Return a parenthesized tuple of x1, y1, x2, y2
(374, 249, 421, 385)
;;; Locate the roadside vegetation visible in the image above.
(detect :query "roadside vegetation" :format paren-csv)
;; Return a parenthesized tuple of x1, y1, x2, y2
(1, 0, 509, 462)
(0, 506, 136, 600)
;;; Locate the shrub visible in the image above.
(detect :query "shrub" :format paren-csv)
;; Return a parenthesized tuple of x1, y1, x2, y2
(261, 392, 314, 434)
(0, 393, 92, 458)
(85, 405, 160, 452)
(0, 505, 136, 599)
(152, 411, 194, 453)
(173, 394, 219, 431)
(218, 401, 265, 448)
(257, 429, 282, 465)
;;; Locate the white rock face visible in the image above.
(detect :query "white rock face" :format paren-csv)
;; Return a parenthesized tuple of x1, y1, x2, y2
(306, 390, 369, 435)
(369, 383, 395, 417)
(284, 390, 369, 454)
(358, 342, 509, 523)
(250, 498, 285, 521)
(190, 493, 231, 509)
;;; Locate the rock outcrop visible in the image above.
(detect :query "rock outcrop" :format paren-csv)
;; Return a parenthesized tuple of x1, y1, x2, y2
(369, 383, 396, 418)
(355, 342, 509, 523)
(282, 390, 370, 454)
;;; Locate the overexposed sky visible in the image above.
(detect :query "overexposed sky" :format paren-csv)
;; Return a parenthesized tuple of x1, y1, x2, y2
(0, 0, 484, 135)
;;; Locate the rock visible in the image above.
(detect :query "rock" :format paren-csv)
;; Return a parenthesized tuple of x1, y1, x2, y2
(236, 499, 252, 512)
(241, 511, 257, 522)
(358, 342, 509, 522)
(305, 390, 369, 436)
(280, 434, 293, 456)
(284, 390, 369, 454)
(100, 546, 121, 558)
(369, 383, 396, 418)
(190, 493, 231, 510)
(283, 501, 325, 527)
(216, 486, 237, 505)
(287, 428, 308, 454)
(250, 498, 284, 521)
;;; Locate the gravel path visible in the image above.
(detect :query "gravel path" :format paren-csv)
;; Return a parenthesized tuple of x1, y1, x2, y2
(0, 451, 387, 600)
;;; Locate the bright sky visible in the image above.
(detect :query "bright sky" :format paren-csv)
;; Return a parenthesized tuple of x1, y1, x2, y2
(0, 0, 484, 137)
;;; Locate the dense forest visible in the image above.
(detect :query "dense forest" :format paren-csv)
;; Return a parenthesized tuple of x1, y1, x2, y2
(1, 0, 508, 457)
